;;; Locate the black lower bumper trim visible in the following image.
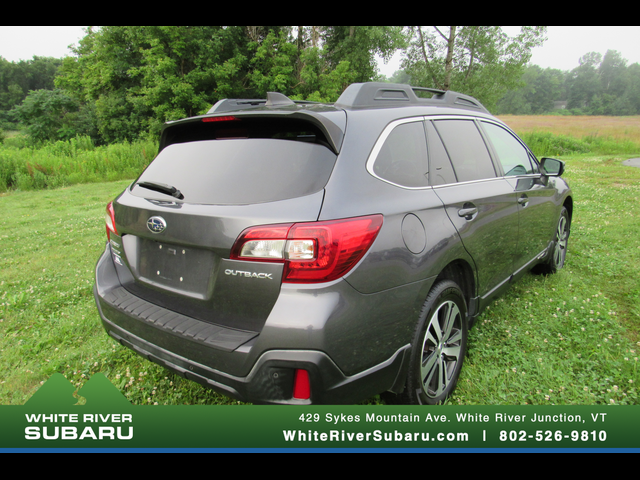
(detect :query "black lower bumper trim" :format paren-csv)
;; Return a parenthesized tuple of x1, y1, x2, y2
(100, 311, 409, 405)
(102, 286, 257, 352)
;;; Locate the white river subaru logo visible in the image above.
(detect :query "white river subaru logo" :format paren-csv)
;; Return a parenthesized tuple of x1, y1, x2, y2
(147, 216, 167, 234)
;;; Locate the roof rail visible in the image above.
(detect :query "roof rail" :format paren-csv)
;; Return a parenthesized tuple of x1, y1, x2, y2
(207, 93, 318, 114)
(207, 83, 489, 114)
(334, 82, 490, 114)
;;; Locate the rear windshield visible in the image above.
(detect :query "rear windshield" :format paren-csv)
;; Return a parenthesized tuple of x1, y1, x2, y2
(132, 137, 337, 205)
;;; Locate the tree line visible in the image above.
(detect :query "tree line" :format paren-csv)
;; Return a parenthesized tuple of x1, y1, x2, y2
(1, 26, 407, 144)
(495, 50, 640, 116)
(0, 56, 62, 129)
(1, 26, 638, 146)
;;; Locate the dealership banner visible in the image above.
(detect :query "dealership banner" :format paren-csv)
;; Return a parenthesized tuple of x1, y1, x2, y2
(0, 374, 637, 452)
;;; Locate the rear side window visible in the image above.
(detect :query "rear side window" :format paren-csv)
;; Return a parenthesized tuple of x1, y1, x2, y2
(434, 119, 496, 182)
(425, 120, 456, 186)
(133, 119, 337, 205)
(372, 121, 429, 188)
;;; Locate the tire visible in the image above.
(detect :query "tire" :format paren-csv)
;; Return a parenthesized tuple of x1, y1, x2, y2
(385, 280, 468, 405)
(534, 206, 570, 275)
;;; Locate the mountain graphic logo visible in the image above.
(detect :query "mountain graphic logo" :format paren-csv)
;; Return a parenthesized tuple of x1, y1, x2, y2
(25, 373, 131, 408)
(21, 373, 135, 443)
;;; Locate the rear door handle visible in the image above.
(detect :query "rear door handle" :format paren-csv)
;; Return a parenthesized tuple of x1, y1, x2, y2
(518, 194, 529, 206)
(458, 207, 478, 219)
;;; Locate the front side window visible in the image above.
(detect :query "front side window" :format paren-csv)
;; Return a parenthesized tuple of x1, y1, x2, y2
(371, 120, 429, 188)
(481, 122, 535, 176)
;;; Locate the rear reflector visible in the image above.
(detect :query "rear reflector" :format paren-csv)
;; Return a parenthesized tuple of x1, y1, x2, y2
(292, 369, 310, 400)
(230, 215, 383, 283)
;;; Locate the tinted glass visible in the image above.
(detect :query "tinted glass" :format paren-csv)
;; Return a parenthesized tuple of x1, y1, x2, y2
(373, 121, 429, 188)
(481, 122, 535, 176)
(434, 119, 496, 182)
(425, 120, 456, 185)
(133, 139, 337, 205)
(162, 117, 332, 150)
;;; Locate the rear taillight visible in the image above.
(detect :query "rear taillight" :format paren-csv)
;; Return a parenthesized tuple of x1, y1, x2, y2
(230, 224, 292, 261)
(105, 202, 117, 241)
(230, 215, 383, 284)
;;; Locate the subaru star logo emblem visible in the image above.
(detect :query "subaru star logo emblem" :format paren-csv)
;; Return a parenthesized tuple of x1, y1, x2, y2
(147, 216, 167, 234)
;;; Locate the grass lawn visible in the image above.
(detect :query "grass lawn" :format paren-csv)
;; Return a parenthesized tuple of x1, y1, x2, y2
(0, 154, 638, 406)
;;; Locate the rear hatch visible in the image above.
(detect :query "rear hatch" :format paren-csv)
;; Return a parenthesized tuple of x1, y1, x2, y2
(109, 111, 344, 333)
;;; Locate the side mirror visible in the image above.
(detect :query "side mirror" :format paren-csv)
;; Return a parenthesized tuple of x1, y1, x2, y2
(540, 157, 565, 176)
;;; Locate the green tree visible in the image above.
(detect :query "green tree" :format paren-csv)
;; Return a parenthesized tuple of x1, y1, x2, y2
(563, 50, 640, 115)
(599, 50, 627, 97)
(245, 26, 405, 102)
(11, 89, 79, 142)
(58, 26, 213, 141)
(53, 26, 407, 143)
(245, 28, 299, 96)
(623, 63, 640, 114)
(0, 56, 62, 127)
(387, 69, 412, 84)
(322, 26, 407, 83)
(56, 26, 284, 141)
(566, 52, 602, 112)
(402, 26, 547, 111)
(594, 50, 633, 115)
(54, 26, 146, 142)
(496, 65, 565, 114)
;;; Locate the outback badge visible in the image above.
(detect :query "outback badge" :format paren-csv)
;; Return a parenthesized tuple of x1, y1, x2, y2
(147, 216, 167, 234)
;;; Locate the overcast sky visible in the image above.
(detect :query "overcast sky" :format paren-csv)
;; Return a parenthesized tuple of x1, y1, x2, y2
(2, 26, 639, 76)
(377, 26, 640, 76)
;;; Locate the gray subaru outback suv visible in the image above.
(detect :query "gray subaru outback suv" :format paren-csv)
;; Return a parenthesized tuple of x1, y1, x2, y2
(93, 82, 572, 405)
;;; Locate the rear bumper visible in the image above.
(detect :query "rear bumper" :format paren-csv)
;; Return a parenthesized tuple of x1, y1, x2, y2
(94, 245, 413, 404)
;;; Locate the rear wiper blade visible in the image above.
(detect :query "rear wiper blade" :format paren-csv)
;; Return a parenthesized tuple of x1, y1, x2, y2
(136, 181, 184, 200)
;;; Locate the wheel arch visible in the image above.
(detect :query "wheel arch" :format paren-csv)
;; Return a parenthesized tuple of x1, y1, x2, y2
(563, 195, 573, 226)
(386, 258, 476, 399)
(432, 259, 476, 320)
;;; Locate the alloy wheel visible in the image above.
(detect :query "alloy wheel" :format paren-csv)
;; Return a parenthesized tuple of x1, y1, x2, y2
(420, 299, 463, 399)
(553, 214, 568, 268)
